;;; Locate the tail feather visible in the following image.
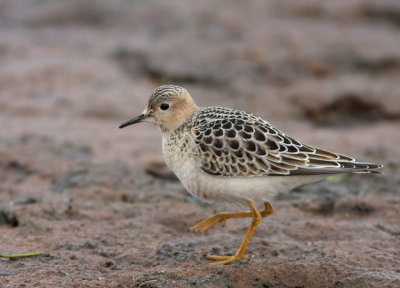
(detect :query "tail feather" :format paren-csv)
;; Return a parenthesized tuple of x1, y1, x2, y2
(293, 145, 384, 175)
(290, 161, 383, 176)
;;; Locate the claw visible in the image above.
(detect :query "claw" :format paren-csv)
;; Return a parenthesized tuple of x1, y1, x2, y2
(221, 219, 227, 227)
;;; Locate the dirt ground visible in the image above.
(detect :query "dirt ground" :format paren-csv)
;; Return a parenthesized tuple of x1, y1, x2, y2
(0, 0, 399, 287)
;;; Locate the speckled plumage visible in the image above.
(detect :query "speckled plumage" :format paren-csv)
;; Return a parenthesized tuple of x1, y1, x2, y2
(160, 104, 381, 207)
(190, 106, 380, 176)
(120, 85, 383, 265)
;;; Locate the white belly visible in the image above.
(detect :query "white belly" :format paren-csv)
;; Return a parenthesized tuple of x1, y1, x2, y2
(162, 134, 324, 208)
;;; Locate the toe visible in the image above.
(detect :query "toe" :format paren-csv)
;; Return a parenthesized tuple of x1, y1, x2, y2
(206, 254, 249, 265)
(210, 259, 234, 266)
(190, 215, 226, 233)
(206, 255, 231, 261)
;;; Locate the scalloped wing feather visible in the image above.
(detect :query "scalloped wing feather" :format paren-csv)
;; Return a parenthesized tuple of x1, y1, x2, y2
(192, 107, 382, 177)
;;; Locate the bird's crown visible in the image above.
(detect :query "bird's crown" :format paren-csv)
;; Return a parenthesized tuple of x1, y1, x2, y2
(148, 85, 188, 106)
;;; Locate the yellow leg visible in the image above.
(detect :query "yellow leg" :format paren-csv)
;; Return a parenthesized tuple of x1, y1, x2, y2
(190, 202, 273, 233)
(190, 202, 274, 266)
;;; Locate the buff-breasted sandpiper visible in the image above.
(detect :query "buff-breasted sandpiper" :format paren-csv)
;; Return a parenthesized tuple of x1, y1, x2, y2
(119, 85, 382, 266)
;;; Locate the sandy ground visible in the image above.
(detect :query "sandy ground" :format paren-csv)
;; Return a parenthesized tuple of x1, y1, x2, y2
(0, 0, 399, 287)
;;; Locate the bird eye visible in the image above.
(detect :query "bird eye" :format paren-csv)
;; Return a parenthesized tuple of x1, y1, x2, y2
(160, 103, 169, 111)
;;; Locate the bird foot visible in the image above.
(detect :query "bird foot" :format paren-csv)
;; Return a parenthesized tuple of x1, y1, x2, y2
(206, 254, 249, 266)
(190, 214, 228, 233)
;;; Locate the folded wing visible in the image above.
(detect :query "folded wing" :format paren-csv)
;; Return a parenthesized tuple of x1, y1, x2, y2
(192, 107, 382, 177)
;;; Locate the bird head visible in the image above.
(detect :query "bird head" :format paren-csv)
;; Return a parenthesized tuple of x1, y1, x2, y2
(119, 85, 198, 133)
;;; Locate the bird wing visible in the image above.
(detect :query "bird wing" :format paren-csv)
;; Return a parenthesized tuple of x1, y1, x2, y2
(191, 107, 382, 177)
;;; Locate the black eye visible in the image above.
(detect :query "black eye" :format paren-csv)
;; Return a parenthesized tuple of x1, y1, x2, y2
(160, 103, 169, 111)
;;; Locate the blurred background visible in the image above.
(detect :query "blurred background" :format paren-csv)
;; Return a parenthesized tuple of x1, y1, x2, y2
(0, 1, 399, 287)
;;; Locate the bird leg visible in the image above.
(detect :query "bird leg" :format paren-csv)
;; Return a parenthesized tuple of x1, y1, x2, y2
(190, 201, 274, 266)
(190, 202, 273, 233)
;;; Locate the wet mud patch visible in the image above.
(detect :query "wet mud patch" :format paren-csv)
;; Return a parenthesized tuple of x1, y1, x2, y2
(334, 198, 376, 216)
(296, 94, 400, 127)
(319, 52, 400, 75)
(0, 206, 19, 227)
(292, 193, 338, 216)
(350, 55, 400, 74)
(295, 195, 378, 218)
(282, 171, 396, 218)
(111, 47, 229, 87)
(360, 3, 400, 28)
(0, 197, 38, 227)
(18, 1, 122, 28)
(0, 158, 34, 183)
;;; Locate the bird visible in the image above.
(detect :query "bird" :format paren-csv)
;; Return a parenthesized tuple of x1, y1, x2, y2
(119, 85, 382, 266)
